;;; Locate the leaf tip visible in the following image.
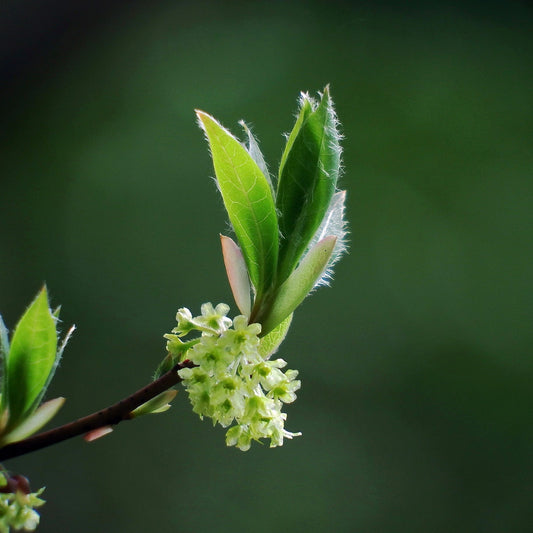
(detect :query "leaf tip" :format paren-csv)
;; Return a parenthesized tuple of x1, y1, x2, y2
(195, 109, 213, 129)
(37, 284, 49, 302)
(195, 109, 208, 131)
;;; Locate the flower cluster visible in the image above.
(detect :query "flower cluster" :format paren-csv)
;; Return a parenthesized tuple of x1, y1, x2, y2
(0, 472, 44, 533)
(165, 303, 301, 451)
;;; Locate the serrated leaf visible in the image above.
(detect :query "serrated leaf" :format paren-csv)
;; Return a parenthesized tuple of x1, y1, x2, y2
(0, 397, 65, 445)
(276, 87, 342, 283)
(258, 313, 293, 358)
(130, 389, 178, 418)
(6, 287, 58, 426)
(197, 111, 279, 297)
(221, 235, 252, 316)
(262, 237, 336, 335)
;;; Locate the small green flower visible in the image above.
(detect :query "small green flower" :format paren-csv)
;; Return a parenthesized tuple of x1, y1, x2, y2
(170, 304, 301, 450)
(0, 472, 45, 533)
(165, 302, 232, 342)
(225, 424, 253, 451)
(268, 372, 300, 403)
(196, 303, 233, 335)
(190, 336, 233, 376)
(172, 303, 232, 338)
(220, 315, 261, 359)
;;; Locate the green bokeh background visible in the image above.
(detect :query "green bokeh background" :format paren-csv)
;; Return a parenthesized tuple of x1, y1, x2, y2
(1, 1, 532, 531)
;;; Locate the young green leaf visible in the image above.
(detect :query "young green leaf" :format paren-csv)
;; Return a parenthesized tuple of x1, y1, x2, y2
(130, 389, 178, 418)
(220, 235, 252, 316)
(5, 287, 58, 427)
(261, 236, 337, 335)
(0, 397, 65, 445)
(276, 87, 342, 283)
(29, 323, 75, 417)
(197, 111, 279, 297)
(258, 313, 293, 358)
(279, 93, 314, 176)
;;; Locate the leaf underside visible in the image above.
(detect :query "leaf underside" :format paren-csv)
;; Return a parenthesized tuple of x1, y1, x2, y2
(306, 190, 348, 281)
(258, 313, 293, 358)
(221, 235, 252, 316)
(262, 236, 337, 335)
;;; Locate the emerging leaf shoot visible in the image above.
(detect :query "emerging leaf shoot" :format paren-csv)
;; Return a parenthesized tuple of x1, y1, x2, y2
(0, 288, 73, 443)
(164, 87, 347, 451)
(197, 87, 346, 335)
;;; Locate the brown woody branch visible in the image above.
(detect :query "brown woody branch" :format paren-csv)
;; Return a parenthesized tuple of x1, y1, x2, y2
(0, 361, 194, 462)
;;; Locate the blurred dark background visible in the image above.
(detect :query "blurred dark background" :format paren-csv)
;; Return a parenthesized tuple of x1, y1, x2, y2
(1, 1, 532, 531)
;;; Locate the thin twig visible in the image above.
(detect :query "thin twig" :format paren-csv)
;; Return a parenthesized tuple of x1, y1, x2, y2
(0, 360, 194, 462)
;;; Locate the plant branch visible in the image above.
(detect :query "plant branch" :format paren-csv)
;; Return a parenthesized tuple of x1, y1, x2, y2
(0, 360, 195, 462)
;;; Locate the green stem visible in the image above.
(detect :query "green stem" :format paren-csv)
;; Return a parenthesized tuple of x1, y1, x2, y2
(0, 360, 194, 462)
(249, 287, 278, 335)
